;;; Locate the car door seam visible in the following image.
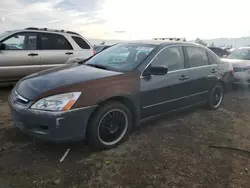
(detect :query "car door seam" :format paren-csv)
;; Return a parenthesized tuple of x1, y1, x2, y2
(142, 90, 209, 109)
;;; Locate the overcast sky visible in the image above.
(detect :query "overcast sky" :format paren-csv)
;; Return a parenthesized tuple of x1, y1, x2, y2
(0, 0, 250, 40)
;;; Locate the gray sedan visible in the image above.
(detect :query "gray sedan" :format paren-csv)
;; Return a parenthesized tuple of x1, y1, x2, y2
(222, 47, 250, 85)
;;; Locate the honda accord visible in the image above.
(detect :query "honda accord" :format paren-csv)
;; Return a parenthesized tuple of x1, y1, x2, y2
(9, 40, 233, 149)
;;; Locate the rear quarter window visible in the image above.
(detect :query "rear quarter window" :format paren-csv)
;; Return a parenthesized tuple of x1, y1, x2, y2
(72, 36, 91, 49)
(208, 52, 220, 64)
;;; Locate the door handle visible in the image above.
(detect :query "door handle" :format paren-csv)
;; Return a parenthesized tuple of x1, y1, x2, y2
(65, 52, 73, 55)
(28, 53, 38, 56)
(211, 69, 218, 73)
(179, 75, 189, 80)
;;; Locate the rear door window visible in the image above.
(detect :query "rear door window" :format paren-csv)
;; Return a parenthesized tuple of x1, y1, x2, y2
(72, 36, 91, 49)
(186, 47, 209, 67)
(40, 33, 72, 50)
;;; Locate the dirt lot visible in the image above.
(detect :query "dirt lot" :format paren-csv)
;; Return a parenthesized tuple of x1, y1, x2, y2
(0, 87, 250, 188)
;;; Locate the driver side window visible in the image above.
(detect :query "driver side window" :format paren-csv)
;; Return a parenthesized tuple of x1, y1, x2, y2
(151, 46, 185, 72)
(2, 32, 37, 50)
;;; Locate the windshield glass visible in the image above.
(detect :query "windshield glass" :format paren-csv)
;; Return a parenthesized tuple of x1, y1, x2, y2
(86, 43, 156, 71)
(227, 48, 250, 60)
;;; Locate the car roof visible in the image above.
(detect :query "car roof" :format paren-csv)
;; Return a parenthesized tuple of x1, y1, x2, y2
(5, 28, 80, 37)
(121, 40, 196, 46)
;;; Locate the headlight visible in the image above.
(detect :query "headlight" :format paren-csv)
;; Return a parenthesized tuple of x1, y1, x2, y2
(31, 92, 81, 111)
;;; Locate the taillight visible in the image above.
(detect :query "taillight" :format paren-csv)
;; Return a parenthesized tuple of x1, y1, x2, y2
(93, 50, 96, 55)
(232, 66, 235, 73)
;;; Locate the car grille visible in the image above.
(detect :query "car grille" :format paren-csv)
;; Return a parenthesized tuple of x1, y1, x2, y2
(12, 90, 29, 105)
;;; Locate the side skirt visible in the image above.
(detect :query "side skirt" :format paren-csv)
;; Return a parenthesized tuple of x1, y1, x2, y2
(137, 100, 207, 125)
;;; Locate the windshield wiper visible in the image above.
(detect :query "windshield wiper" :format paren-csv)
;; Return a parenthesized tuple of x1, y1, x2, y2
(86, 64, 109, 70)
(77, 53, 98, 64)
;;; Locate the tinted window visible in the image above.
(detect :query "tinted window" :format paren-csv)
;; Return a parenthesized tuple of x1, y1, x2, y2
(2, 32, 37, 50)
(72, 36, 90, 49)
(210, 48, 222, 53)
(186, 47, 209, 67)
(40, 33, 72, 50)
(151, 46, 185, 71)
(209, 47, 227, 57)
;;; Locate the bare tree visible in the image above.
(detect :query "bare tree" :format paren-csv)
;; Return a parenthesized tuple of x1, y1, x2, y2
(195, 38, 207, 46)
(209, 43, 215, 47)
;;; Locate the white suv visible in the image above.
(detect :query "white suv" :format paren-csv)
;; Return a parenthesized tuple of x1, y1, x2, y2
(0, 27, 94, 83)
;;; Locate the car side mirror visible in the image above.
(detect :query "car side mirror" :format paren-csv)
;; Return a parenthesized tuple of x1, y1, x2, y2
(0, 43, 6, 50)
(149, 65, 168, 75)
(222, 54, 227, 58)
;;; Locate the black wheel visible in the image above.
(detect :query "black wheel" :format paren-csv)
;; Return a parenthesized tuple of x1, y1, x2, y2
(87, 101, 132, 150)
(207, 83, 224, 110)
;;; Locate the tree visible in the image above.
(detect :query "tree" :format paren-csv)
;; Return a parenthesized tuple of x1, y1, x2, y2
(195, 38, 207, 46)
(209, 43, 215, 47)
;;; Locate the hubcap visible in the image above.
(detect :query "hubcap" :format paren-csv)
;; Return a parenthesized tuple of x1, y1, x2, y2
(212, 86, 223, 108)
(97, 109, 128, 146)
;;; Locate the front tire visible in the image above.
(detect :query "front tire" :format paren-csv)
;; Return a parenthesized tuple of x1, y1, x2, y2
(207, 83, 224, 110)
(87, 101, 132, 150)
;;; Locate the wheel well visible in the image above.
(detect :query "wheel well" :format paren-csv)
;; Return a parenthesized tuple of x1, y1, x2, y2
(219, 81, 227, 93)
(87, 96, 138, 127)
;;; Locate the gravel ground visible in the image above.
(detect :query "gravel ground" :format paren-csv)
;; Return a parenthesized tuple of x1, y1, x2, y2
(0, 87, 250, 188)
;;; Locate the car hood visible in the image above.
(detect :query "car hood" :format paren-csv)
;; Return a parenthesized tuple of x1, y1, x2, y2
(16, 63, 122, 100)
(221, 58, 250, 68)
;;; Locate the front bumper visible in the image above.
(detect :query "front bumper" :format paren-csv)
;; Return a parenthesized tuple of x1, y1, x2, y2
(8, 90, 97, 142)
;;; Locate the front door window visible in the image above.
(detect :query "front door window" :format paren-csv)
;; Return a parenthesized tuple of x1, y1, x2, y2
(2, 32, 37, 50)
(151, 46, 185, 71)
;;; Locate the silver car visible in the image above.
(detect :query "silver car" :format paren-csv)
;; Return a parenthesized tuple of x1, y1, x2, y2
(0, 27, 94, 83)
(222, 47, 250, 85)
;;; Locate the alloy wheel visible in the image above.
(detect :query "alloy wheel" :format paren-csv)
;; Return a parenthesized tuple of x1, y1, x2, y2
(97, 109, 128, 146)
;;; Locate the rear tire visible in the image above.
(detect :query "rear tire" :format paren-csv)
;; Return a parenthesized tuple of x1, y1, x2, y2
(206, 83, 224, 110)
(87, 101, 132, 150)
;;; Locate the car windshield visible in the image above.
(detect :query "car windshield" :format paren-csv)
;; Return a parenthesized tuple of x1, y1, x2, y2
(86, 43, 156, 71)
(227, 48, 250, 60)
